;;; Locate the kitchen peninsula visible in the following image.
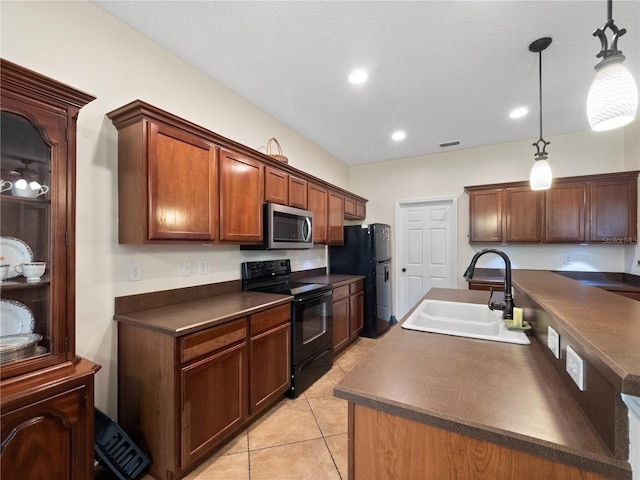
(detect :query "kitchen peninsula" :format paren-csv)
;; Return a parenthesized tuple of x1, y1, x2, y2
(334, 271, 640, 479)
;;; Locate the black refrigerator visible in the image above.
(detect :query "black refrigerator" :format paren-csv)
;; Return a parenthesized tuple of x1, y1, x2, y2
(329, 224, 392, 338)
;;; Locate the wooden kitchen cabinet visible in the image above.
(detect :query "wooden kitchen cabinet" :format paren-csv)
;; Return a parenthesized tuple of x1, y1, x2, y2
(344, 195, 366, 220)
(219, 149, 264, 243)
(289, 175, 308, 209)
(466, 171, 638, 245)
(0, 59, 99, 480)
(264, 165, 289, 205)
(249, 304, 291, 415)
(590, 174, 637, 243)
(108, 101, 218, 243)
(331, 279, 365, 355)
(467, 188, 503, 243)
(117, 302, 291, 480)
(545, 181, 587, 243)
(505, 187, 544, 243)
(327, 190, 345, 245)
(308, 182, 328, 244)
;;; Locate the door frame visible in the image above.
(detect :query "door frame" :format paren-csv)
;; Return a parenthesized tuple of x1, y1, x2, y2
(394, 196, 458, 319)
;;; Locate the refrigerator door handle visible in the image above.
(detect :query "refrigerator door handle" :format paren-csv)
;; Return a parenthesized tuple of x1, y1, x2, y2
(385, 265, 389, 282)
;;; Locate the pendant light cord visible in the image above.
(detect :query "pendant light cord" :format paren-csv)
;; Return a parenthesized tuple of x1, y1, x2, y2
(538, 50, 543, 140)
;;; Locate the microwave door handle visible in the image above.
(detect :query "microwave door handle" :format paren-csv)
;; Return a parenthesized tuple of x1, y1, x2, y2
(302, 217, 312, 242)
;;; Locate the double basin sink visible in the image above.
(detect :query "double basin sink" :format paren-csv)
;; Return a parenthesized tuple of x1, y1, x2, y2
(401, 299, 530, 345)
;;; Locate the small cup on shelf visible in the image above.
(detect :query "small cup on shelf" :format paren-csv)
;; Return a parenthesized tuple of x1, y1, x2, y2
(15, 262, 47, 283)
(0, 264, 9, 282)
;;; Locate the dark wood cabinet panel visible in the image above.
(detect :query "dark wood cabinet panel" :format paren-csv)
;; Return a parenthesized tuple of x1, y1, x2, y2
(505, 187, 544, 243)
(149, 122, 218, 241)
(468, 188, 503, 243)
(219, 149, 264, 243)
(289, 175, 308, 209)
(0, 60, 98, 480)
(545, 182, 587, 243)
(181, 342, 247, 467)
(349, 290, 364, 340)
(308, 182, 328, 244)
(328, 190, 345, 245)
(344, 196, 367, 220)
(590, 176, 637, 243)
(332, 280, 364, 355)
(264, 166, 289, 205)
(332, 290, 350, 353)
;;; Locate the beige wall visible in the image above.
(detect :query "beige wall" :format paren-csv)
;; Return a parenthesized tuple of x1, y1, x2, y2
(1, 1, 349, 416)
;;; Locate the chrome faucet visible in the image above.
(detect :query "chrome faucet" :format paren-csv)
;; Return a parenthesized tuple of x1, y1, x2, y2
(463, 248, 515, 320)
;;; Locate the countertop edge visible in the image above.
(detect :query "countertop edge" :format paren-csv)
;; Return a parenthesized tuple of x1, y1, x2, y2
(333, 385, 632, 479)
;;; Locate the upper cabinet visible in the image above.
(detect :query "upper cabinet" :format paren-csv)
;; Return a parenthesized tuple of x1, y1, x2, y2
(0, 59, 95, 377)
(344, 195, 366, 220)
(465, 171, 638, 245)
(327, 190, 345, 245)
(108, 100, 366, 245)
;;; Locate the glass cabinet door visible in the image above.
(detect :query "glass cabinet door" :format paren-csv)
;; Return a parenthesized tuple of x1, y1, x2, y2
(1, 104, 66, 374)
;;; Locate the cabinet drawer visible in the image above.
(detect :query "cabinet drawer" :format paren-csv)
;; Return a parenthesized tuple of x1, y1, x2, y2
(181, 319, 247, 364)
(250, 304, 291, 336)
(333, 285, 350, 301)
(350, 280, 364, 294)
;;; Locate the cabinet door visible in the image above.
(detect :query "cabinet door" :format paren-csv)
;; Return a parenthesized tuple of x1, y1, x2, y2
(249, 322, 291, 415)
(289, 176, 308, 209)
(181, 342, 247, 467)
(468, 189, 503, 243)
(590, 177, 637, 243)
(356, 201, 366, 220)
(1, 384, 90, 480)
(505, 187, 544, 243)
(308, 183, 328, 244)
(349, 282, 365, 340)
(219, 150, 264, 242)
(328, 191, 344, 245)
(545, 182, 587, 243)
(148, 122, 218, 241)
(344, 196, 357, 217)
(332, 297, 350, 354)
(265, 166, 289, 205)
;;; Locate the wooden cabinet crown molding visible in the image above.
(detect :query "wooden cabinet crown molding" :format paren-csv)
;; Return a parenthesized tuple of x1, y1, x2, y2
(107, 100, 367, 205)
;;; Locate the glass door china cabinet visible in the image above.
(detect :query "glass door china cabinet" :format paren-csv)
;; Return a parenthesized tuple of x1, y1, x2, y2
(0, 59, 100, 480)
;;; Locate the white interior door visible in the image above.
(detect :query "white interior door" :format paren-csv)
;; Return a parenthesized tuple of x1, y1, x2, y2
(396, 198, 456, 319)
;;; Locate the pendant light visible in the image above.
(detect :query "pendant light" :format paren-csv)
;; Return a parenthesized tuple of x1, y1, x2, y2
(529, 37, 553, 191)
(587, 0, 638, 131)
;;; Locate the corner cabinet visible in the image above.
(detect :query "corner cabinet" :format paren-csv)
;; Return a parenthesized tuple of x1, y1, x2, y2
(0, 59, 100, 479)
(465, 171, 638, 245)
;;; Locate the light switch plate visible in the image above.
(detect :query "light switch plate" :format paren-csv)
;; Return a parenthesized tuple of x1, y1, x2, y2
(547, 326, 560, 359)
(566, 345, 585, 391)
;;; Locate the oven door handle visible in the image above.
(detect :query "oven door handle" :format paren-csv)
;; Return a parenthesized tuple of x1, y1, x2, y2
(301, 217, 312, 243)
(295, 290, 332, 303)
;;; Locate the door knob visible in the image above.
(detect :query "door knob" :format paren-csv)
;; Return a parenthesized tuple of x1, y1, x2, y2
(402, 268, 406, 272)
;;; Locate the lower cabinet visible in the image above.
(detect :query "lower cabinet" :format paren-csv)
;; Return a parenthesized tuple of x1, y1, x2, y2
(0, 359, 100, 480)
(332, 279, 365, 355)
(118, 304, 291, 480)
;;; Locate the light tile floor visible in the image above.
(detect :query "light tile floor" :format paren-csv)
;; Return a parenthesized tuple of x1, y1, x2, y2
(135, 337, 379, 480)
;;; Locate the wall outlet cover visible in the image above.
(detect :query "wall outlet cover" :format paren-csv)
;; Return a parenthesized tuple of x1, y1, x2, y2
(128, 262, 142, 282)
(566, 345, 585, 391)
(547, 326, 560, 359)
(181, 260, 191, 277)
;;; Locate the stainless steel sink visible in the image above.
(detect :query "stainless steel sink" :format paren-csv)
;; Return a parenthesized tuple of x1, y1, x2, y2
(401, 299, 530, 345)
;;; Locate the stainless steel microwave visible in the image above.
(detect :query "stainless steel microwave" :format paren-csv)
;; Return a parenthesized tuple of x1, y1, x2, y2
(241, 203, 313, 250)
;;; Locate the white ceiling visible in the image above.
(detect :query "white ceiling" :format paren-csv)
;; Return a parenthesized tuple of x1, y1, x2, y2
(94, 1, 640, 166)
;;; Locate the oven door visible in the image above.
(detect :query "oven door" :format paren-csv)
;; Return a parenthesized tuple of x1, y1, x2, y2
(292, 289, 333, 364)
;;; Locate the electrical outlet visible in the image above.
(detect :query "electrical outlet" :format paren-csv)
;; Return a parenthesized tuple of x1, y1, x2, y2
(547, 326, 560, 359)
(128, 262, 142, 282)
(564, 255, 572, 265)
(566, 345, 585, 391)
(198, 260, 208, 275)
(181, 261, 191, 277)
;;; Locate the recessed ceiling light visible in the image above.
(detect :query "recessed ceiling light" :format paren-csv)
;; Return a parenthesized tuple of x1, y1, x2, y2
(348, 70, 368, 84)
(392, 131, 406, 141)
(509, 107, 528, 119)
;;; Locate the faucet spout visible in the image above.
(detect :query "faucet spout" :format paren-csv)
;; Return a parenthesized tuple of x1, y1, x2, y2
(463, 248, 515, 320)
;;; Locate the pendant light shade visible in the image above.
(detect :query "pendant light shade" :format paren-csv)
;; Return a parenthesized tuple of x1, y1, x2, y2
(530, 158, 553, 190)
(587, 0, 638, 131)
(587, 61, 638, 131)
(529, 37, 553, 191)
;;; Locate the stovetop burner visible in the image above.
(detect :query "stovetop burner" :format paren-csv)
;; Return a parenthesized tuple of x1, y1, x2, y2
(241, 259, 331, 298)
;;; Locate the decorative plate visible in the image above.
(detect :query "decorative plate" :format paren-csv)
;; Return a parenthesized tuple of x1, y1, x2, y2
(0, 333, 41, 351)
(0, 299, 35, 336)
(0, 236, 34, 279)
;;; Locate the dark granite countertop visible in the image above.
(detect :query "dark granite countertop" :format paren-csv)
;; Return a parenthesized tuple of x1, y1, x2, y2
(334, 283, 635, 479)
(298, 273, 365, 287)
